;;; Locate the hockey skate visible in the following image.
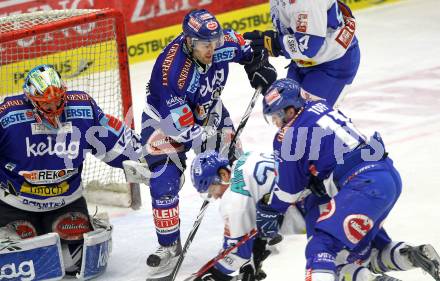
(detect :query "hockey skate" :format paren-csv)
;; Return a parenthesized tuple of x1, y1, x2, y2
(146, 240, 182, 275)
(400, 244, 440, 281)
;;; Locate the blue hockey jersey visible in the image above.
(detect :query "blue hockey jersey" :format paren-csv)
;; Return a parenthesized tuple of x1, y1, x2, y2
(0, 92, 142, 212)
(143, 29, 253, 151)
(270, 101, 367, 213)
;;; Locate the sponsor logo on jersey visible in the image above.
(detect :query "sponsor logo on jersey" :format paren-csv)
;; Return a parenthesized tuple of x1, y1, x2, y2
(22, 198, 66, 210)
(0, 260, 35, 281)
(206, 21, 218, 30)
(8, 220, 38, 239)
(213, 47, 236, 63)
(99, 114, 124, 136)
(53, 212, 91, 240)
(195, 101, 212, 120)
(166, 96, 185, 107)
(0, 99, 24, 115)
(287, 37, 298, 53)
(200, 69, 225, 97)
(296, 13, 308, 33)
(31, 121, 73, 135)
(170, 104, 194, 129)
(65, 93, 91, 101)
(25, 137, 80, 159)
(188, 17, 202, 32)
(317, 199, 336, 222)
(162, 43, 180, 86)
(65, 106, 93, 120)
(147, 129, 184, 155)
(0, 109, 34, 128)
(19, 168, 77, 185)
(336, 17, 356, 49)
(343, 214, 374, 244)
(20, 181, 70, 197)
(187, 70, 200, 94)
(178, 58, 192, 90)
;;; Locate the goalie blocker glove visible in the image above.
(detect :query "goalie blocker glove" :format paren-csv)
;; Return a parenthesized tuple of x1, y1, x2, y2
(242, 50, 277, 94)
(243, 30, 282, 57)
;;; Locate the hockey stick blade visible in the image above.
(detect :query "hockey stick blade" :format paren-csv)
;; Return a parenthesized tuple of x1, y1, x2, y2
(185, 228, 258, 280)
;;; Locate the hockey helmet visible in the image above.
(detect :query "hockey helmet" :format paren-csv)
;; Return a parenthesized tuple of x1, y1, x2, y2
(191, 151, 229, 194)
(182, 9, 224, 50)
(262, 78, 305, 125)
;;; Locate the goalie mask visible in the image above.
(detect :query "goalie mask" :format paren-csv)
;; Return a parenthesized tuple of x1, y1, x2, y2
(23, 64, 67, 128)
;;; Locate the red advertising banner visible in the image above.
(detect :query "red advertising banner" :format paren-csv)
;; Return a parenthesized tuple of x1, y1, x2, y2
(0, 0, 266, 37)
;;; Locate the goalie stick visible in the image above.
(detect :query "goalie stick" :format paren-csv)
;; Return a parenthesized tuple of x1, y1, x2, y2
(145, 87, 263, 281)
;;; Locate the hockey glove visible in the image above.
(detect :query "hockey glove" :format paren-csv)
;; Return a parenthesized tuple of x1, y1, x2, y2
(307, 174, 328, 197)
(194, 267, 232, 281)
(243, 30, 282, 57)
(256, 195, 283, 238)
(239, 263, 256, 281)
(243, 51, 277, 94)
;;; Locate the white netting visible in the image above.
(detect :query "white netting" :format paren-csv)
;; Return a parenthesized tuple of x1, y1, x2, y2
(0, 9, 131, 203)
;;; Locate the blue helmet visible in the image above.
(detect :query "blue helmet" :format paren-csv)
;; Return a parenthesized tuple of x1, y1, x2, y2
(182, 9, 223, 45)
(191, 151, 229, 193)
(262, 78, 305, 116)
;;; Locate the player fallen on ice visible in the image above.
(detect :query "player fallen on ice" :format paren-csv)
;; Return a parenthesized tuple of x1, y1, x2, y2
(140, 9, 277, 275)
(253, 78, 440, 281)
(0, 64, 142, 280)
(188, 151, 306, 281)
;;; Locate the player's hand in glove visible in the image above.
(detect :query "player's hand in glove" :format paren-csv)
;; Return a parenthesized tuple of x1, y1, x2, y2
(256, 194, 284, 238)
(239, 262, 256, 281)
(243, 30, 282, 57)
(307, 174, 328, 197)
(243, 50, 277, 94)
(193, 267, 232, 281)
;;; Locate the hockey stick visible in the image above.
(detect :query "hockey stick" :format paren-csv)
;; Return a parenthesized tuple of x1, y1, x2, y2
(145, 87, 262, 281)
(183, 228, 258, 281)
(146, 199, 211, 281)
(225, 86, 262, 164)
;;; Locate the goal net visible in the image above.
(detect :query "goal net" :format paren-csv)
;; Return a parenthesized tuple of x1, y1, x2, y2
(0, 9, 141, 209)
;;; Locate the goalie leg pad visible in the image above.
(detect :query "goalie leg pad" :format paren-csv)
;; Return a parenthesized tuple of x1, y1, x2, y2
(0, 232, 64, 281)
(76, 220, 113, 280)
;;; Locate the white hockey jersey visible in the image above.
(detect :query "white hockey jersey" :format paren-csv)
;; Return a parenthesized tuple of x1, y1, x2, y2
(270, 0, 357, 67)
(216, 152, 305, 274)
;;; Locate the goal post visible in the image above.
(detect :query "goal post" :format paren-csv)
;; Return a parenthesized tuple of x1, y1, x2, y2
(0, 8, 141, 209)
